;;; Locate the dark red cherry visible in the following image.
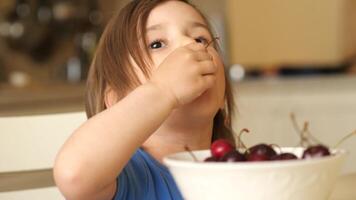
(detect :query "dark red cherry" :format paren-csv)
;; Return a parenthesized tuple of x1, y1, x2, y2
(272, 153, 298, 161)
(204, 156, 218, 162)
(246, 143, 277, 161)
(302, 145, 330, 159)
(220, 150, 246, 162)
(211, 139, 234, 159)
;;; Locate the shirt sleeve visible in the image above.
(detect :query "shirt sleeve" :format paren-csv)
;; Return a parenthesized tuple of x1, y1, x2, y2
(112, 155, 149, 200)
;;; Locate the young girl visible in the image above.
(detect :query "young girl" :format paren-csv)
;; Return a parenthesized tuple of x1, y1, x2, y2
(54, 0, 236, 199)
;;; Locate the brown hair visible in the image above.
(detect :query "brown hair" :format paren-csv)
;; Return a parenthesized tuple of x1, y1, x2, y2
(85, 0, 236, 145)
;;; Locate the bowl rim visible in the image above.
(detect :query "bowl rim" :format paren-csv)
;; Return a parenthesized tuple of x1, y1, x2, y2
(163, 147, 347, 170)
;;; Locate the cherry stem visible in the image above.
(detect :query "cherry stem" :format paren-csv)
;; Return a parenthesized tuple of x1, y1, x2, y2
(184, 145, 198, 162)
(205, 36, 220, 49)
(305, 128, 323, 145)
(235, 128, 249, 150)
(290, 113, 304, 147)
(301, 122, 312, 147)
(290, 113, 302, 134)
(290, 113, 312, 147)
(334, 130, 356, 148)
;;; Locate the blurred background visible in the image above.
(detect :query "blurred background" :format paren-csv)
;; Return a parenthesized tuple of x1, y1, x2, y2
(0, 0, 355, 114)
(0, 0, 118, 114)
(0, 0, 356, 199)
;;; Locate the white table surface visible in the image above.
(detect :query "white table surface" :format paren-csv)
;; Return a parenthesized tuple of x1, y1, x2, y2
(0, 172, 354, 200)
(330, 173, 356, 200)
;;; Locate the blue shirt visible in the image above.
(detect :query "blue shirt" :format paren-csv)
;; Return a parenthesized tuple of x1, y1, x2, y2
(113, 148, 184, 200)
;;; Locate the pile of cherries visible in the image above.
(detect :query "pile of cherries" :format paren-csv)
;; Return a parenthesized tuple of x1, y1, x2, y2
(199, 113, 356, 162)
(204, 139, 330, 162)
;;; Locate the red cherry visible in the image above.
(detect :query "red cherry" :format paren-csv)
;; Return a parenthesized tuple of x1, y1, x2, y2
(220, 150, 246, 162)
(302, 145, 330, 159)
(246, 143, 277, 161)
(272, 153, 298, 161)
(204, 156, 218, 162)
(210, 139, 234, 159)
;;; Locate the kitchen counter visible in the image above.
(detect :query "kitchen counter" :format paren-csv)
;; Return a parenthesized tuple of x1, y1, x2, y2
(0, 83, 85, 116)
(235, 74, 356, 96)
(1, 74, 356, 116)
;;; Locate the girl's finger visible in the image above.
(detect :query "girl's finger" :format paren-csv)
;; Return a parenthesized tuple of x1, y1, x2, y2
(198, 60, 217, 75)
(200, 74, 216, 91)
(193, 51, 212, 61)
(185, 42, 206, 51)
(207, 47, 224, 69)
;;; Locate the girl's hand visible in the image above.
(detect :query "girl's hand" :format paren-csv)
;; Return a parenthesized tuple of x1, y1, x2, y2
(149, 42, 217, 108)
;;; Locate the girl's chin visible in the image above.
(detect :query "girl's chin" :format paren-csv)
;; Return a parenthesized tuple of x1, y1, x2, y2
(191, 89, 216, 106)
(171, 89, 222, 118)
(179, 98, 218, 118)
(171, 107, 217, 123)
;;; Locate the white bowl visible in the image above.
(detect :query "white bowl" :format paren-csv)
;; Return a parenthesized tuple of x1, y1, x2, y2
(163, 147, 346, 200)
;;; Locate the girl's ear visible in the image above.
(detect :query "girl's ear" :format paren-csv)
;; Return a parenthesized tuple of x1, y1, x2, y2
(104, 86, 118, 108)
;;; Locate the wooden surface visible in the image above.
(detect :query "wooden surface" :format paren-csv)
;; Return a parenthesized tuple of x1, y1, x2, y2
(0, 83, 85, 116)
(0, 169, 54, 192)
(226, 0, 356, 67)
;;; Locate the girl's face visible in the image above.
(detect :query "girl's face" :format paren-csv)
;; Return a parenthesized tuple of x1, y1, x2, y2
(143, 1, 226, 119)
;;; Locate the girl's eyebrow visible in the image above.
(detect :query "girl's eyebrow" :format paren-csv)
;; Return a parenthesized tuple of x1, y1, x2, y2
(146, 21, 209, 33)
(147, 24, 165, 32)
(188, 21, 209, 30)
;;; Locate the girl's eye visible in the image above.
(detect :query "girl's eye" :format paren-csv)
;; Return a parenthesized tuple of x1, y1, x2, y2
(149, 40, 165, 49)
(195, 37, 209, 45)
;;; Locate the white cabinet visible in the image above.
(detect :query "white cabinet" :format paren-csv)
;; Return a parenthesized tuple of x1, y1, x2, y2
(0, 112, 86, 199)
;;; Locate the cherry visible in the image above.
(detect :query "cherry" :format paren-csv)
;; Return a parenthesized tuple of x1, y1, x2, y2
(272, 153, 298, 160)
(302, 144, 330, 159)
(220, 150, 246, 162)
(210, 139, 234, 159)
(200, 123, 356, 163)
(204, 156, 218, 162)
(246, 143, 277, 161)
